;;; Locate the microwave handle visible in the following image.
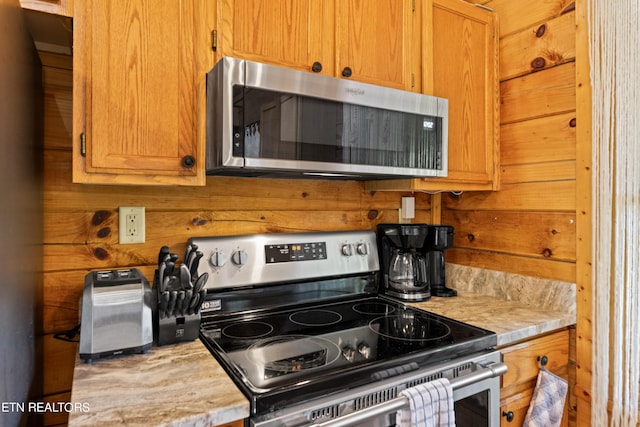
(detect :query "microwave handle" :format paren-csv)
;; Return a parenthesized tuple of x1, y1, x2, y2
(314, 362, 507, 427)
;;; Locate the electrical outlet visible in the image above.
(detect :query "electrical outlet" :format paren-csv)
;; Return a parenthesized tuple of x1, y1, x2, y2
(119, 207, 145, 244)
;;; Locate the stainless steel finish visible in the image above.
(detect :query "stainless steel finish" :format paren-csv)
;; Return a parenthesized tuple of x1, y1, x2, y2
(206, 57, 449, 179)
(315, 362, 508, 427)
(79, 269, 153, 361)
(190, 230, 379, 291)
(251, 350, 505, 427)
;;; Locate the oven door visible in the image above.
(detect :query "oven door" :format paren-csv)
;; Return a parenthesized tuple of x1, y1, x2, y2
(452, 369, 503, 427)
(252, 352, 506, 427)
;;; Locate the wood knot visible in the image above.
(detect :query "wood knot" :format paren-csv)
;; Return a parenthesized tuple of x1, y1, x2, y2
(191, 218, 208, 226)
(301, 192, 309, 198)
(93, 247, 109, 260)
(551, 229, 558, 235)
(367, 210, 379, 220)
(542, 248, 553, 257)
(92, 210, 111, 226)
(569, 118, 577, 127)
(531, 57, 546, 69)
(467, 234, 475, 242)
(535, 24, 547, 38)
(97, 227, 111, 238)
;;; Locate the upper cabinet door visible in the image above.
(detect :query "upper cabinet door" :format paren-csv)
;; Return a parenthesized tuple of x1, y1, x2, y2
(335, 0, 418, 91)
(73, 0, 213, 185)
(215, 0, 334, 75)
(427, 0, 499, 189)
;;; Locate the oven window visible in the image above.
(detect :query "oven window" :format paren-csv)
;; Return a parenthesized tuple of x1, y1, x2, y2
(454, 390, 489, 426)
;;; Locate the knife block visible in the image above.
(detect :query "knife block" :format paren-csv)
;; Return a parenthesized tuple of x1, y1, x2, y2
(152, 271, 200, 346)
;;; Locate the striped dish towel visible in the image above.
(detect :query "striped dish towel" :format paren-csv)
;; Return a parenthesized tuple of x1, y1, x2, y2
(522, 368, 568, 427)
(396, 378, 455, 427)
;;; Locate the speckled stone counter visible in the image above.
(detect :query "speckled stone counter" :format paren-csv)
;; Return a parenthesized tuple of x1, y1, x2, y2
(68, 340, 249, 427)
(410, 264, 576, 347)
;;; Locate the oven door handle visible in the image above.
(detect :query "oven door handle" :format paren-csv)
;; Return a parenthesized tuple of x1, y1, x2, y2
(314, 362, 508, 427)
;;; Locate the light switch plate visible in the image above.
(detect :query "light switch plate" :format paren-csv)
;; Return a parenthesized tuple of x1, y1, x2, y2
(119, 206, 145, 244)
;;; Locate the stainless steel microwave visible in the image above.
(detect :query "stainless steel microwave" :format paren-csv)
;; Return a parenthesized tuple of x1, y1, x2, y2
(206, 57, 448, 180)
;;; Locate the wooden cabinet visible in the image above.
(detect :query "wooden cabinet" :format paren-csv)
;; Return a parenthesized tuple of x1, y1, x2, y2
(72, 0, 214, 185)
(215, 420, 244, 427)
(499, 329, 570, 426)
(366, 0, 499, 192)
(214, 0, 418, 91)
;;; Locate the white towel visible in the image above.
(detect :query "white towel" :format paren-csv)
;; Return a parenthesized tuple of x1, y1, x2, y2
(522, 368, 568, 427)
(396, 378, 455, 427)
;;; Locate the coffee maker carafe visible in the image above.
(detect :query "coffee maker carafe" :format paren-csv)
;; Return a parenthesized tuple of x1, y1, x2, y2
(377, 224, 457, 301)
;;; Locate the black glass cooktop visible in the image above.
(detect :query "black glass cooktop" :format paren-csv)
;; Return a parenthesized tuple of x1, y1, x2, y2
(200, 296, 496, 414)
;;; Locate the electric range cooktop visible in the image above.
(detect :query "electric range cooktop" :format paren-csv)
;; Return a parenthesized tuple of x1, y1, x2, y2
(200, 295, 496, 414)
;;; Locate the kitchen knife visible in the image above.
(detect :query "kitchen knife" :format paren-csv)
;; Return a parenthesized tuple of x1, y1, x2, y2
(158, 246, 170, 268)
(164, 261, 175, 280)
(183, 289, 193, 315)
(188, 289, 201, 313)
(195, 289, 206, 314)
(158, 262, 167, 290)
(162, 275, 172, 293)
(179, 264, 192, 289)
(175, 291, 185, 317)
(167, 290, 178, 317)
(183, 244, 194, 268)
(193, 272, 209, 294)
(189, 251, 203, 280)
(158, 291, 170, 319)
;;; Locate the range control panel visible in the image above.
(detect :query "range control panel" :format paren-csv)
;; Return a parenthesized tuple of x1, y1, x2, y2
(189, 230, 379, 291)
(265, 242, 327, 263)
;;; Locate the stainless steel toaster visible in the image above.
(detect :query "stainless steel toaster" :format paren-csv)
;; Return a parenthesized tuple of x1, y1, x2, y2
(79, 268, 152, 362)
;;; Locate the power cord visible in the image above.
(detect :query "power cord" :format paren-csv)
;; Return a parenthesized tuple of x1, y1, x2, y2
(53, 324, 81, 342)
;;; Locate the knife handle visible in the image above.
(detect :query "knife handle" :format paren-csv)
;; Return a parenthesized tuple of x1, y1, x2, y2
(195, 290, 206, 314)
(167, 291, 178, 317)
(175, 291, 186, 317)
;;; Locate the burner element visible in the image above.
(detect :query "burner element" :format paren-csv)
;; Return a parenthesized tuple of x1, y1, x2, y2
(289, 309, 342, 326)
(247, 335, 341, 379)
(370, 313, 452, 342)
(223, 321, 274, 339)
(352, 302, 396, 316)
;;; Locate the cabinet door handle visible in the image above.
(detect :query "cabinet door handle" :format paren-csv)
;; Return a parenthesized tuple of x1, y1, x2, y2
(502, 411, 515, 422)
(311, 62, 323, 73)
(537, 355, 548, 367)
(342, 66, 352, 78)
(181, 155, 196, 168)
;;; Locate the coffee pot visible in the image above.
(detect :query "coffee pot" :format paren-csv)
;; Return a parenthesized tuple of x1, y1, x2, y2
(377, 224, 457, 301)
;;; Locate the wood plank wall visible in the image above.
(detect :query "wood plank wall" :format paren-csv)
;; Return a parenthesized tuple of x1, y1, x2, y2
(446, 0, 577, 285)
(36, 58, 431, 426)
(451, 0, 577, 424)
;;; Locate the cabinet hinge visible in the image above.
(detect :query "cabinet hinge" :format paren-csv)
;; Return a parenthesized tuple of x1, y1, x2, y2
(211, 30, 217, 51)
(80, 133, 86, 157)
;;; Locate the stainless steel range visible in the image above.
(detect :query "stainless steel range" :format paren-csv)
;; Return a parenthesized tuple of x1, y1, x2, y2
(191, 230, 506, 427)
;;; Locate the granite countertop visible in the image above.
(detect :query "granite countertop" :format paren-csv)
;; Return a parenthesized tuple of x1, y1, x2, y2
(68, 340, 249, 427)
(411, 264, 577, 347)
(411, 291, 575, 347)
(67, 264, 576, 426)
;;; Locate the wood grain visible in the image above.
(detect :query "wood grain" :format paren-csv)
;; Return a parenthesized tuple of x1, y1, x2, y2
(500, 11, 576, 80)
(500, 62, 576, 124)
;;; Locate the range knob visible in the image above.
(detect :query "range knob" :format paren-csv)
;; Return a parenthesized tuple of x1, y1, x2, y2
(356, 243, 368, 255)
(341, 244, 353, 257)
(342, 345, 356, 363)
(209, 251, 226, 268)
(358, 342, 371, 359)
(231, 249, 249, 266)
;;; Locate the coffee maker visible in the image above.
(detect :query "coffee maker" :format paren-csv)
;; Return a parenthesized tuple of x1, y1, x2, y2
(377, 224, 457, 301)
